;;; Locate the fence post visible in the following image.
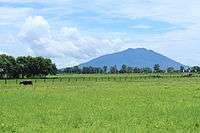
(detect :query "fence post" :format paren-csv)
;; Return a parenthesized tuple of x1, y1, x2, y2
(5, 78, 7, 84)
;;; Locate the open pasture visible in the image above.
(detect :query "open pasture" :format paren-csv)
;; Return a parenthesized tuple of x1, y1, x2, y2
(1, 75, 200, 132)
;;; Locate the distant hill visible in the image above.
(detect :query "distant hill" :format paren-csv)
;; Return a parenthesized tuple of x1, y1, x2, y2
(79, 48, 186, 69)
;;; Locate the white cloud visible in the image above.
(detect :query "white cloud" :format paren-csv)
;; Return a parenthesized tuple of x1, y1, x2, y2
(0, 51, 6, 54)
(0, 0, 71, 6)
(18, 17, 72, 58)
(0, 0, 57, 3)
(87, 0, 200, 24)
(17, 16, 124, 67)
(0, 7, 33, 26)
(19, 16, 50, 40)
(1, 0, 200, 67)
(130, 25, 152, 29)
(9, 14, 200, 67)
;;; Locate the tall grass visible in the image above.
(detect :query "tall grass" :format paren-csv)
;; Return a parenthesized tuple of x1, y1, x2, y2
(0, 77, 200, 132)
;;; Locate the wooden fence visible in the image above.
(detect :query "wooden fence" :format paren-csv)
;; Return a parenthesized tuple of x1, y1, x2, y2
(0, 74, 199, 84)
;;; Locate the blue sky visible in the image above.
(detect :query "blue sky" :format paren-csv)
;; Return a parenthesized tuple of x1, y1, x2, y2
(0, 0, 200, 68)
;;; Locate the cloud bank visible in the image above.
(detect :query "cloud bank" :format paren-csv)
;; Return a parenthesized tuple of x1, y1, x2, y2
(17, 16, 124, 67)
(1, 0, 200, 67)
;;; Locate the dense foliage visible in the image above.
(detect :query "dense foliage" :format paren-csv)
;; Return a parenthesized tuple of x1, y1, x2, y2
(62, 64, 194, 74)
(2, 54, 200, 77)
(0, 54, 57, 78)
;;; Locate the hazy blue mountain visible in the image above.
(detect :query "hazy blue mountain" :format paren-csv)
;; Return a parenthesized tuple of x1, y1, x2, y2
(79, 48, 186, 69)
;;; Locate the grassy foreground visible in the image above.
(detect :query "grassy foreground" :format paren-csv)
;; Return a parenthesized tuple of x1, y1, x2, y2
(1, 77, 200, 132)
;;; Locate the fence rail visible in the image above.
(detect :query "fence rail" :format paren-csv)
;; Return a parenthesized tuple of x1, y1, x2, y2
(0, 74, 199, 84)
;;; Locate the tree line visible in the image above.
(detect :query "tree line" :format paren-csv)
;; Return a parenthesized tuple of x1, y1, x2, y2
(0, 54, 57, 79)
(62, 64, 200, 74)
(2, 53, 200, 78)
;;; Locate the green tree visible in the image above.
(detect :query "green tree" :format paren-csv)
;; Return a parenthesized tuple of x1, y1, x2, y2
(0, 54, 18, 78)
(191, 66, 200, 73)
(110, 65, 118, 74)
(121, 64, 128, 73)
(153, 64, 160, 73)
(133, 67, 141, 73)
(167, 67, 175, 73)
(103, 66, 108, 73)
(142, 67, 152, 73)
(180, 66, 185, 73)
(127, 67, 133, 73)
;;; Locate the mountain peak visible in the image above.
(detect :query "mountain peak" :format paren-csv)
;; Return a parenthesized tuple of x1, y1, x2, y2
(80, 48, 185, 69)
(125, 48, 147, 52)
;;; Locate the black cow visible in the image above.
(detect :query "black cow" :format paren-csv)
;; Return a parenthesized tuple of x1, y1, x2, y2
(183, 73, 193, 77)
(19, 80, 33, 85)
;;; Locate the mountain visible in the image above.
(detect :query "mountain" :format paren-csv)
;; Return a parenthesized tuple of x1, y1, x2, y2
(79, 48, 186, 69)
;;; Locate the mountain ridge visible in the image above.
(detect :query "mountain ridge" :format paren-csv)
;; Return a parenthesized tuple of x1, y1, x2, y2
(79, 48, 186, 69)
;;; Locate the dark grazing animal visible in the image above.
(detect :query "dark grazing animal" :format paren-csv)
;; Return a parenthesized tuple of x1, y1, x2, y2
(183, 73, 193, 77)
(19, 80, 33, 85)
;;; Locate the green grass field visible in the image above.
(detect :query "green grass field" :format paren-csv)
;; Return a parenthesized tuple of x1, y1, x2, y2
(1, 76, 200, 132)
